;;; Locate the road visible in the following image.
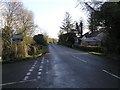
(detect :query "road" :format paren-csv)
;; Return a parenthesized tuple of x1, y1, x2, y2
(2, 44, 120, 88)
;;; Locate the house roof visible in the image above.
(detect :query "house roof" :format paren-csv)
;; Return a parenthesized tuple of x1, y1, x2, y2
(84, 31, 101, 38)
(82, 31, 106, 42)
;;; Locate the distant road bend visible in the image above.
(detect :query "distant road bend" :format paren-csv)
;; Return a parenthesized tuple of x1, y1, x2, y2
(2, 44, 120, 88)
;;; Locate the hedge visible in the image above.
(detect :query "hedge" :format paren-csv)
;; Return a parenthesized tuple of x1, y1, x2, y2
(73, 45, 104, 53)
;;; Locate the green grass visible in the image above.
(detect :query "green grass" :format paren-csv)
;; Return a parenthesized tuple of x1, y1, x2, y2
(88, 52, 104, 56)
(2, 54, 41, 63)
(2, 45, 49, 63)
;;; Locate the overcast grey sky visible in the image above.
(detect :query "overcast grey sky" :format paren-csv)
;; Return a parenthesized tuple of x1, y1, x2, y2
(22, 0, 89, 39)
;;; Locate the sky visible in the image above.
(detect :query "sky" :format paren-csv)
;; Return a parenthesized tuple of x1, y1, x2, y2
(22, 0, 89, 39)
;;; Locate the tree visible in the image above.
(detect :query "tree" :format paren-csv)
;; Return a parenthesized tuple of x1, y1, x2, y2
(76, 0, 104, 33)
(18, 9, 35, 36)
(42, 32, 49, 43)
(88, 11, 100, 33)
(1, 1, 35, 60)
(58, 30, 64, 36)
(58, 33, 75, 47)
(33, 34, 47, 46)
(98, 2, 120, 53)
(2, 1, 24, 60)
(75, 22, 79, 32)
(18, 9, 35, 56)
(79, 21, 83, 37)
(60, 12, 73, 33)
(76, 0, 104, 13)
(75, 21, 83, 37)
(85, 2, 120, 54)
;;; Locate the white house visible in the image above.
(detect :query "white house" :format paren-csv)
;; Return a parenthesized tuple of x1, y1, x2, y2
(81, 32, 106, 46)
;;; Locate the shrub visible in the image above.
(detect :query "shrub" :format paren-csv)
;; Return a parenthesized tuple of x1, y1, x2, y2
(73, 45, 103, 53)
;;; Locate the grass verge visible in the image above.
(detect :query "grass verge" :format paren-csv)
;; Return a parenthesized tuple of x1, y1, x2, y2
(2, 45, 49, 64)
(88, 52, 105, 56)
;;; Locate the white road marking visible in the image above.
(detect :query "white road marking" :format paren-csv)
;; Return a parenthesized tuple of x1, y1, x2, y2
(103, 70, 120, 79)
(26, 72, 31, 76)
(31, 66, 35, 69)
(47, 60, 49, 63)
(39, 66, 43, 69)
(0, 79, 37, 86)
(46, 72, 48, 74)
(72, 55, 87, 63)
(37, 76, 41, 79)
(32, 65, 36, 67)
(29, 69, 33, 72)
(23, 76, 29, 81)
(38, 72, 41, 75)
(38, 69, 42, 71)
(41, 62, 44, 64)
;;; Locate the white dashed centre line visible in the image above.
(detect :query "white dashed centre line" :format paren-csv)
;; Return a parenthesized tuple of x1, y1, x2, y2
(72, 55, 87, 63)
(23, 76, 29, 81)
(39, 66, 43, 69)
(29, 69, 33, 72)
(31, 67, 35, 69)
(46, 72, 48, 74)
(32, 65, 36, 67)
(38, 72, 42, 75)
(26, 72, 31, 76)
(102, 70, 120, 79)
(41, 62, 44, 64)
(39, 69, 42, 71)
(37, 76, 41, 79)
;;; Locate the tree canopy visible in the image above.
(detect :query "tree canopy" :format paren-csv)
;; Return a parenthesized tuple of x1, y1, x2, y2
(33, 34, 47, 46)
(1, 1, 36, 60)
(60, 12, 74, 33)
(87, 2, 120, 54)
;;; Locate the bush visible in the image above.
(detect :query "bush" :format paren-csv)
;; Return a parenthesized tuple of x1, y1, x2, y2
(73, 45, 103, 53)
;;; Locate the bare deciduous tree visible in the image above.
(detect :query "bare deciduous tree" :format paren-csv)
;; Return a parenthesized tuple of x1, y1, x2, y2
(2, 0, 35, 60)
